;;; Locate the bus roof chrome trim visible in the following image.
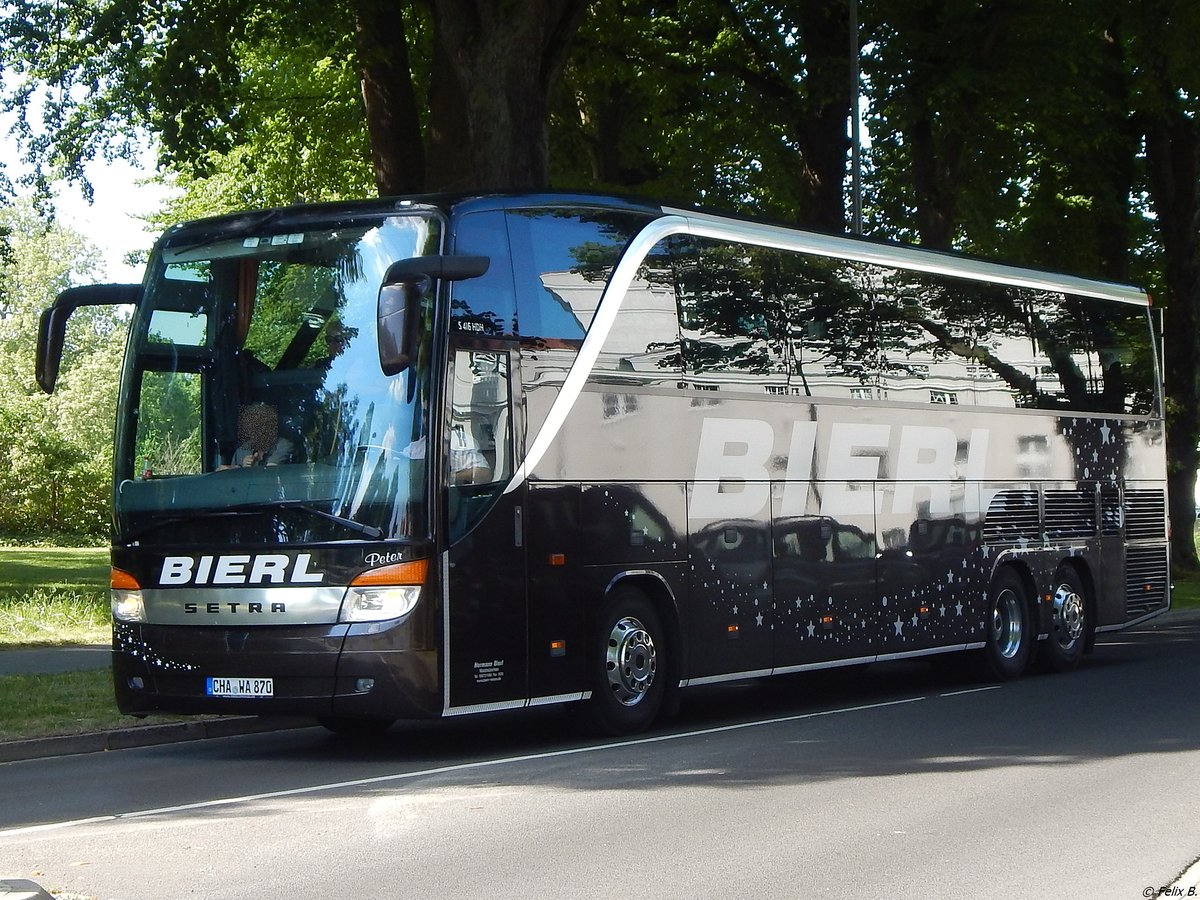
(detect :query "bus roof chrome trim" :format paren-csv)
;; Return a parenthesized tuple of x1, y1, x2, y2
(664, 207, 1150, 306)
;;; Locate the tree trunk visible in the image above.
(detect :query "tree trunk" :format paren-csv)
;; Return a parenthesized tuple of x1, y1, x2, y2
(353, 0, 427, 195)
(789, 0, 852, 233)
(1144, 101, 1200, 570)
(426, 0, 588, 191)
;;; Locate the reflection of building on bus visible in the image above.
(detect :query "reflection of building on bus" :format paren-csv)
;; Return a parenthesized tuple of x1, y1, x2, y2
(541, 259, 1141, 415)
(36, 193, 1167, 740)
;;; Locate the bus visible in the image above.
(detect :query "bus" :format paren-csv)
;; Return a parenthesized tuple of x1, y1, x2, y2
(36, 193, 1169, 736)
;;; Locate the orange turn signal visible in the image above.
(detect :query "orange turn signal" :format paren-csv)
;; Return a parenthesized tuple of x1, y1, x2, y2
(111, 568, 140, 590)
(349, 559, 429, 587)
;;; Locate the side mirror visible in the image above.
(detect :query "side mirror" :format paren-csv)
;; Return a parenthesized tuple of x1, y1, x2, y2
(37, 283, 140, 393)
(377, 255, 489, 376)
(377, 278, 427, 377)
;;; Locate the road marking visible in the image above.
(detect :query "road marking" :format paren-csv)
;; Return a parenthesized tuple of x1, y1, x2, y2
(939, 685, 1003, 698)
(0, 694, 927, 839)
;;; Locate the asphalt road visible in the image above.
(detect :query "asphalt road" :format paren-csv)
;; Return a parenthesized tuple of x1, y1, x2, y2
(3, 612, 1200, 899)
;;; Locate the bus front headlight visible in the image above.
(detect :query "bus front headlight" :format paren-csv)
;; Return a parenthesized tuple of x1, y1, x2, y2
(339, 585, 422, 622)
(338, 558, 428, 623)
(112, 589, 146, 623)
(110, 568, 146, 622)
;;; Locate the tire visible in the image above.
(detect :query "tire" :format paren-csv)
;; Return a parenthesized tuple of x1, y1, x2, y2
(1037, 565, 1090, 673)
(582, 587, 669, 736)
(318, 716, 395, 737)
(978, 567, 1033, 681)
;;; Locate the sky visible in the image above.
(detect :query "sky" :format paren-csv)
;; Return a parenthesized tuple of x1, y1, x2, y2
(2, 128, 171, 284)
(51, 155, 172, 283)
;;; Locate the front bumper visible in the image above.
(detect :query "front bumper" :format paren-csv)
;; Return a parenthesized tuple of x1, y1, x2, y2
(112, 619, 441, 720)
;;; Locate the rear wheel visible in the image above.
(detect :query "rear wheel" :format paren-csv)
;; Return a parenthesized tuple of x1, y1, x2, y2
(979, 567, 1033, 680)
(1037, 565, 1089, 673)
(583, 586, 669, 736)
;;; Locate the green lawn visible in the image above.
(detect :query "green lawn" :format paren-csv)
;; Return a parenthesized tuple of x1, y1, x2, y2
(0, 546, 110, 647)
(0, 669, 129, 741)
(1172, 568, 1200, 609)
(0, 546, 203, 740)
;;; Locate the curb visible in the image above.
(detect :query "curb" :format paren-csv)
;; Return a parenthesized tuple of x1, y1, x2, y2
(0, 716, 315, 764)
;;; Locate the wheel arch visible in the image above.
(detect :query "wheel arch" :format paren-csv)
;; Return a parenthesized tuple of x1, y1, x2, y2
(604, 570, 684, 686)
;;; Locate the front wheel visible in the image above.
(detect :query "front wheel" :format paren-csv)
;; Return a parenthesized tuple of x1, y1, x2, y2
(978, 567, 1033, 681)
(582, 587, 669, 736)
(1037, 565, 1090, 673)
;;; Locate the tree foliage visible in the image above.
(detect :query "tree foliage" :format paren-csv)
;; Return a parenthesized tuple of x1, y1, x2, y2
(0, 200, 122, 539)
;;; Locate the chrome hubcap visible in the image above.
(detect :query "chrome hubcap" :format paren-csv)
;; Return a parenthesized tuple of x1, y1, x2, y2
(1051, 583, 1085, 646)
(605, 616, 657, 706)
(991, 588, 1024, 659)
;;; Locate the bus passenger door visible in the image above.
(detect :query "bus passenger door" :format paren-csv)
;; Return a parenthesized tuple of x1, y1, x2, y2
(443, 347, 529, 712)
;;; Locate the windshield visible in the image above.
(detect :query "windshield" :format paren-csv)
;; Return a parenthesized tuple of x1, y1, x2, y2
(114, 212, 442, 545)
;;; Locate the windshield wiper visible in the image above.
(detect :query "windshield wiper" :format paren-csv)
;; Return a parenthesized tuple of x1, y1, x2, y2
(270, 500, 385, 539)
(119, 501, 385, 543)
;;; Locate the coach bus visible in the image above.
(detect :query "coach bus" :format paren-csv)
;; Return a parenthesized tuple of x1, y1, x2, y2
(36, 193, 1169, 735)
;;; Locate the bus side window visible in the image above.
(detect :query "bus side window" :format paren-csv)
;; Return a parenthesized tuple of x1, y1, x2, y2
(447, 348, 513, 542)
(674, 237, 788, 390)
(872, 266, 980, 407)
(449, 349, 511, 486)
(505, 207, 656, 341)
(451, 211, 518, 337)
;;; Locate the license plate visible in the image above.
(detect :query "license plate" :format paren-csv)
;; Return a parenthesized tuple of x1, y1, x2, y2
(206, 677, 273, 698)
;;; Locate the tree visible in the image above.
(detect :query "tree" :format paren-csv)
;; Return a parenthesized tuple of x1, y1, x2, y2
(1, 0, 588, 199)
(0, 198, 121, 539)
(552, 0, 854, 230)
(861, 0, 1200, 567)
(1128, 0, 1200, 569)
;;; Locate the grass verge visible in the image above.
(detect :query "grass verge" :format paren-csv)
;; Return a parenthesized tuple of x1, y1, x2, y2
(0, 669, 124, 741)
(0, 547, 199, 741)
(0, 669, 206, 742)
(0, 546, 110, 647)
